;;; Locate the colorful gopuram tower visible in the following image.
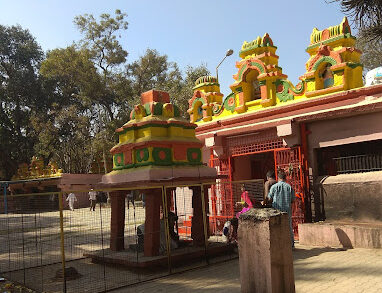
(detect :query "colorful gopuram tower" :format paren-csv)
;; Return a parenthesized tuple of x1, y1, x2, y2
(102, 89, 216, 257)
(188, 17, 363, 123)
(103, 89, 216, 183)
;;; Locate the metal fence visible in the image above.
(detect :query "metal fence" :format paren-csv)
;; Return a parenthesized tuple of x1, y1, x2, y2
(333, 153, 382, 174)
(0, 179, 263, 292)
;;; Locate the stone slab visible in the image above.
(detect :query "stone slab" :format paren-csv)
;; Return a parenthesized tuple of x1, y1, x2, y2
(299, 222, 382, 248)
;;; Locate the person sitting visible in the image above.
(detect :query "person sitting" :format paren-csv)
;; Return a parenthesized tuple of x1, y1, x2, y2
(236, 184, 254, 218)
(223, 217, 238, 243)
(135, 211, 179, 253)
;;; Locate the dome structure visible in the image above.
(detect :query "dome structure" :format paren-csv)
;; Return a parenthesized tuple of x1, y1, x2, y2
(102, 89, 216, 184)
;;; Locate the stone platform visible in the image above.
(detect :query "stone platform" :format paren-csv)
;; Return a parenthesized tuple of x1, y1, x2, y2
(299, 221, 382, 249)
(85, 242, 235, 268)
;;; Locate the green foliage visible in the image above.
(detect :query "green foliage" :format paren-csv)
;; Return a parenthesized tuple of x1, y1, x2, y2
(356, 30, 382, 72)
(74, 9, 128, 73)
(127, 48, 209, 118)
(0, 25, 44, 179)
(0, 11, 209, 179)
(31, 105, 94, 173)
(331, 0, 382, 42)
(173, 64, 210, 118)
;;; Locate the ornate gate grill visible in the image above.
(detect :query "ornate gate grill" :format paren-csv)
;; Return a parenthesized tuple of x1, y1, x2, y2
(210, 131, 307, 239)
(275, 147, 306, 237)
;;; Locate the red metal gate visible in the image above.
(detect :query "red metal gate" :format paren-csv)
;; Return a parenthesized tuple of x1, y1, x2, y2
(274, 147, 306, 238)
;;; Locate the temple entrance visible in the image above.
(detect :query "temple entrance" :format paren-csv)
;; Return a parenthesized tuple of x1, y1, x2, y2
(209, 131, 308, 237)
(232, 151, 275, 182)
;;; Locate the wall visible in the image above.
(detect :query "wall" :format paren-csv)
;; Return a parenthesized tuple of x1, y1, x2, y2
(307, 111, 382, 175)
(316, 171, 382, 223)
(232, 156, 252, 181)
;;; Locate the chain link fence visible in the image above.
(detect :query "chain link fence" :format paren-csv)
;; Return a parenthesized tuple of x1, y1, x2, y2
(0, 179, 263, 292)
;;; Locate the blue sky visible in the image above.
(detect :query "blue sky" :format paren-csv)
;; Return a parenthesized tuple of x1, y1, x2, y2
(1, 0, 349, 96)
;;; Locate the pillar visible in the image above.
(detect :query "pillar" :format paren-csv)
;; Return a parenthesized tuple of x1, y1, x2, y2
(238, 208, 295, 293)
(110, 191, 125, 251)
(190, 186, 209, 246)
(144, 189, 162, 257)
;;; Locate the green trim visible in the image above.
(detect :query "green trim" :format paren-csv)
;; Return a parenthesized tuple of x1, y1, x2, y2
(152, 147, 172, 165)
(275, 79, 294, 102)
(223, 92, 236, 112)
(212, 103, 223, 115)
(118, 122, 195, 135)
(173, 105, 180, 117)
(258, 80, 266, 86)
(239, 45, 277, 56)
(237, 61, 265, 83)
(306, 34, 355, 51)
(144, 102, 163, 116)
(312, 56, 337, 71)
(136, 148, 149, 162)
(187, 148, 202, 163)
(287, 80, 305, 95)
(191, 97, 205, 108)
(113, 153, 124, 167)
(346, 62, 363, 69)
(193, 82, 219, 90)
(111, 160, 203, 171)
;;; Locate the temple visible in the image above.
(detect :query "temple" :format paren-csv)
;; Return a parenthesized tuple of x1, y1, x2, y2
(188, 17, 382, 236)
(99, 89, 217, 257)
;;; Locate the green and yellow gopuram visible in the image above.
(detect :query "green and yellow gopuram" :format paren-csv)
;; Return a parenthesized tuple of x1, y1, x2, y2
(188, 17, 363, 123)
(103, 89, 216, 184)
(102, 89, 216, 257)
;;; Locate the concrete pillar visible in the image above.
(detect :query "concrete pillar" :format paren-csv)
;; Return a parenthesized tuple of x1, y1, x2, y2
(144, 189, 162, 256)
(238, 208, 295, 293)
(110, 191, 125, 251)
(190, 186, 209, 246)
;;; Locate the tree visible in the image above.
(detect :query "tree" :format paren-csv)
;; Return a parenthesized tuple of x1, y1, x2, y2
(74, 9, 128, 121)
(172, 64, 210, 118)
(126, 49, 210, 118)
(127, 49, 182, 102)
(331, 0, 382, 41)
(356, 30, 382, 72)
(0, 25, 44, 179)
(74, 10, 129, 173)
(31, 105, 94, 173)
(40, 46, 102, 109)
(37, 46, 104, 172)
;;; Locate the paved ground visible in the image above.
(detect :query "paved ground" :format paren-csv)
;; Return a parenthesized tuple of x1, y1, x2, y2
(112, 244, 382, 293)
(2, 203, 382, 293)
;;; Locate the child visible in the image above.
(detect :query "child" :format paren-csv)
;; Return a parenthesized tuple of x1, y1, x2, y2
(223, 218, 238, 243)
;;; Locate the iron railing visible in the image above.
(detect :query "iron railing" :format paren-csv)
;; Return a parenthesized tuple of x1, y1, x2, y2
(333, 153, 382, 174)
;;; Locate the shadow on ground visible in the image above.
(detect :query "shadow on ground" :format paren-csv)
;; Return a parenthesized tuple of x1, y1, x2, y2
(293, 246, 346, 261)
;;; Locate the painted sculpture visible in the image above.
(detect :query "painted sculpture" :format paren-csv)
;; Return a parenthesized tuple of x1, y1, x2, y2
(12, 157, 62, 180)
(188, 17, 364, 123)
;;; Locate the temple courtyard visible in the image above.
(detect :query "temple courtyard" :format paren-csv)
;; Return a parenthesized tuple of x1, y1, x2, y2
(115, 244, 382, 293)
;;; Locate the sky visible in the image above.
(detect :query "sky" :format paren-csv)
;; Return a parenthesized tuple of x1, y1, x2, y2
(0, 0, 350, 96)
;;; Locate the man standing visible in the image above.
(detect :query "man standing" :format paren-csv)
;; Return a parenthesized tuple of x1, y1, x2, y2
(262, 170, 277, 206)
(89, 189, 97, 211)
(66, 192, 77, 211)
(267, 170, 295, 247)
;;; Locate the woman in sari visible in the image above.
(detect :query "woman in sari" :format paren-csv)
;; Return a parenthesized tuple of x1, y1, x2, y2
(236, 184, 254, 218)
